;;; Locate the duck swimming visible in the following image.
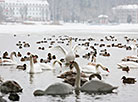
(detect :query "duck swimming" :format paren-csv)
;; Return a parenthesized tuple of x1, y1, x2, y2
(121, 76, 136, 84)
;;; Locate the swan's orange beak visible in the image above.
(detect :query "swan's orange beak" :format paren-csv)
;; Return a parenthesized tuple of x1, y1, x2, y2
(69, 61, 74, 67)
(70, 61, 73, 64)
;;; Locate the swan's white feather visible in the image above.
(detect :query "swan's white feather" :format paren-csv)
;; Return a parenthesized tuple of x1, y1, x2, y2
(39, 63, 54, 70)
(53, 46, 67, 55)
(73, 45, 81, 53)
(27, 63, 42, 73)
(117, 61, 138, 69)
(81, 65, 97, 73)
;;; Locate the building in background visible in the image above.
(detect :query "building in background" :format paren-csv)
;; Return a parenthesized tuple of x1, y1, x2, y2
(112, 5, 138, 23)
(0, 0, 50, 22)
(98, 15, 109, 24)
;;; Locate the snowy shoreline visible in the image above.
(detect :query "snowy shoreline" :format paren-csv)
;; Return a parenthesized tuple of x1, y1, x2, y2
(0, 23, 138, 35)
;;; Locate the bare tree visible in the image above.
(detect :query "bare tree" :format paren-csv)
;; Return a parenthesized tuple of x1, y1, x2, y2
(47, 0, 138, 23)
(19, 5, 28, 21)
(0, 5, 5, 22)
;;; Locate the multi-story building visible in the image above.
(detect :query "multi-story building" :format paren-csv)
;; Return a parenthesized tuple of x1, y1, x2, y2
(0, 0, 50, 21)
(112, 5, 138, 23)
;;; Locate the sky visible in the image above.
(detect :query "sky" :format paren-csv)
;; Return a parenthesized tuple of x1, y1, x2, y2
(6, 0, 43, 1)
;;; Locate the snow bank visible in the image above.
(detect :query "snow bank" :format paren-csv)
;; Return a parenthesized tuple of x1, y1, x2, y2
(0, 23, 138, 35)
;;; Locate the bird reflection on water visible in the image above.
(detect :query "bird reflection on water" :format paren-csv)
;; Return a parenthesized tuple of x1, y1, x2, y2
(29, 74, 34, 84)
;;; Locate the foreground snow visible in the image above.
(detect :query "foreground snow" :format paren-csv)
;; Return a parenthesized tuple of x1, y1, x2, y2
(0, 23, 138, 35)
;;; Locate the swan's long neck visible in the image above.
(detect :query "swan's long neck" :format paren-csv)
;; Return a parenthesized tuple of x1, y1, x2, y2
(69, 37, 73, 50)
(30, 56, 34, 74)
(91, 54, 96, 62)
(73, 61, 81, 91)
(10, 52, 15, 61)
(96, 64, 105, 73)
(52, 60, 62, 68)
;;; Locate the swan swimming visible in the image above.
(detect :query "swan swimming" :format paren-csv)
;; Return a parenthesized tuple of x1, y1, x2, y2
(40, 60, 62, 70)
(27, 54, 42, 74)
(117, 61, 138, 69)
(71, 61, 117, 93)
(0, 52, 17, 66)
(81, 63, 109, 74)
(27, 55, 62, 74)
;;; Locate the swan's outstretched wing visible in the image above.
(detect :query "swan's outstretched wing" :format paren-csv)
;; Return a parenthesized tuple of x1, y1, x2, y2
(52, 46, 67, 56)
(73, 45, 81, 53)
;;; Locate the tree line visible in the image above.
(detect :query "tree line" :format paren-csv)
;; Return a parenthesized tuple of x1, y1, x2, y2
(1, 0, 138, 23)
(48, 0, 138, 23)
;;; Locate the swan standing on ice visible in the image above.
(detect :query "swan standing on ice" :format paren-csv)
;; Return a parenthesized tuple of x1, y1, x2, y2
(1, 52, 17, 66)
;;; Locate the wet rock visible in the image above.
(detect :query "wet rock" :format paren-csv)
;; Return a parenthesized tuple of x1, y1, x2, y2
(8, 93, 20, 101)
(0, 80, 22, 94)
(33, 90, 45, 96)
(0, 98, 7, 102)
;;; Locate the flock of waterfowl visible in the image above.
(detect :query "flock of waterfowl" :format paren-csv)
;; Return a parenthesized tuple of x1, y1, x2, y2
(0, 34, 137, 101)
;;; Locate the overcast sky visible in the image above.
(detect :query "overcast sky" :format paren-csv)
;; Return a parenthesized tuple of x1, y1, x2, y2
(9, 0, 43, 1)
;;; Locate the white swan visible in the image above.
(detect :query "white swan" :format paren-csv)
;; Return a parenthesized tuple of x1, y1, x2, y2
(40, 60, 62, 70)
(126, 39, 137, 50)
(131, 39, 137, 50)
(122, 56, 138, 62)
(81, 63, 109, 74)
(71, 61, 117, 93)
(53, 37, 80, 63)
(1, 52, 17, 66)
(27, 55, 42, 74)
(117, 61, 138, 69)
(27, 55, 62, 74)
(39, 63, 54, 70)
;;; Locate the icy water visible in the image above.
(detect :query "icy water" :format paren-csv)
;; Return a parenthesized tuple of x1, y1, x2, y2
(0, 30, 138, 102)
